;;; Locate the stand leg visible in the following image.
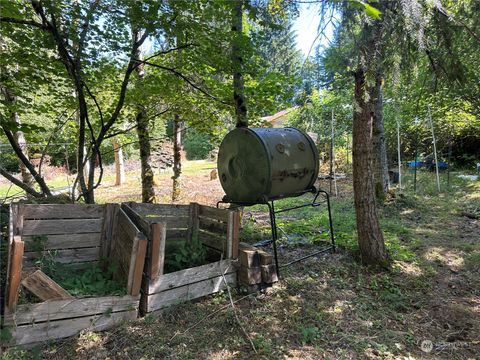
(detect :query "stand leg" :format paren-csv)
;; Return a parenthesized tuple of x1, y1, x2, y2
(268, 202, 280, 278)
(320, 190, 336, 252)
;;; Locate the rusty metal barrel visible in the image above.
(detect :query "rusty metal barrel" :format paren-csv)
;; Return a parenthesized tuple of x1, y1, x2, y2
(217, 127, 319, 203)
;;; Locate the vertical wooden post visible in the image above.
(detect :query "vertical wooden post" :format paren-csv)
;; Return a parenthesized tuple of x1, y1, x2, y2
(226, 210, 240, 259)
(396, 119, 402, 189)
(187, 202, 199, 244)
(6, 236, 24, 312)
(114, 138, 125, 186)
(150, 222, 166, 280)
(100, 203, 119, 259)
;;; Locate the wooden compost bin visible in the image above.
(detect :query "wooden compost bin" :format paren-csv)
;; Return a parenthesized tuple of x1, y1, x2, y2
(2, 203, 147, 346)
(121, 202, 240, 315)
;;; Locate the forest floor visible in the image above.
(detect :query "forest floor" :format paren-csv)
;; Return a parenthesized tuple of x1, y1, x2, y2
(1, 161, 479, 359)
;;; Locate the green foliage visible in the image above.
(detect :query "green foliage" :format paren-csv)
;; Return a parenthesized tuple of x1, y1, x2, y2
(164, 236, 207, 273)
(299, 325, 320, 345)
(183, 129, 214, 160)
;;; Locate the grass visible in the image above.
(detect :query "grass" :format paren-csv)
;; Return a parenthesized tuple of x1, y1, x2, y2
(1, 164, 479, 359)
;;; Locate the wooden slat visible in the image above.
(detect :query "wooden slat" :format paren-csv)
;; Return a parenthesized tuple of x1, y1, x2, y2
(9, 310, 138, 346)
(198, 205, 228, 222)
(149, 259, 236, 294)
(150, 222, 167, 280)
(23, 247, 99, 266)
(3, 295, 139, 325)
(132, 203, 189, 217)
(261, 264, 278, 283)
(127, 234, 147, 296)
(199, 216, 227, 234)
(23, 233, 101, 251)
(147, 273, 236, 313)
(187, 202, 200, 243)
(100, 203, 119, 258)
(142, 215, 188, 229)
(22, 204, 103, 220)
(165, 229, 188, 241)
(22, 219, 103, 235)
(198, 230, 224, 252)
(117, 209, 138, 241)
(121, 204, 150, 235)
(6, 236, 24, 311)
(21, 270, 73, 301)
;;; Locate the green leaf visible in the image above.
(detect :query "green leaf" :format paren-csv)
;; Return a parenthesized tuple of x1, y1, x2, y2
(364, 3, 382, 19)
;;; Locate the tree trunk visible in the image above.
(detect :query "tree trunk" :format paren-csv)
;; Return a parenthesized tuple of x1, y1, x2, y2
(232, 0, 247, 128)
(370, 75, 389, 199)
(113, 138, 125, 186)
(352, 68, 388, 266)
(172, 114, 182, 202)
(133, 28, 156, 203)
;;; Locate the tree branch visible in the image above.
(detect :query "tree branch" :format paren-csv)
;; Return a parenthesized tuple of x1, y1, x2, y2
(0, 16, 47, 29)
(142, 43, 197, 63)
(0, 167, 43, 198)
(135, 59, 230, 105)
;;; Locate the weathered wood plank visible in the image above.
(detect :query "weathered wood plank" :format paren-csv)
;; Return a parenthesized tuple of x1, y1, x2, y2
(198, 230, 225, 252)
(23, 247, 100, 267)
(121, 204, 150, 235)
(147, 272, 236, 313)
(117, 210, 139, 241)
(23, 233, 101, 251)
(6, 236, 24, 311)
(148, 259, 236, 294)
(165, 229, 188, 241)
(23, 219, 103, 236)
(141, 215, 188, 229)
(187, 202, 200, 243)
(23, 204, 103, 220)
(227, 210, 240, 259)
(21, 270, 73, 301)
(3, 295, 139, 325)
(128, 234, 147, 296)
(100, 203, 119, 258)
(199, 217, 227, 234)
(198, 205, 228, 222)
(131, 203, 189, 217)
(150, 222, 166, 280)
(9, 310, 138, 346)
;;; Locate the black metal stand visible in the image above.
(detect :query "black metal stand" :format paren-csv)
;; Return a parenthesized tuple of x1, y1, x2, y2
(217, 188, 335, 278)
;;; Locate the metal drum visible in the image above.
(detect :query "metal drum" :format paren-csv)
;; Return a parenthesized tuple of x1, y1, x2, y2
(217, 127, 319, 203)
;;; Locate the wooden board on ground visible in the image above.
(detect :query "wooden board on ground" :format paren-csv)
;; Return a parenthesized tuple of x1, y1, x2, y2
(21, 270, 73, 301)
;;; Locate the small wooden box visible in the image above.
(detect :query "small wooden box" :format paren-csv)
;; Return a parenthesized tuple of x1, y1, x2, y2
(121, 202, 240, 315)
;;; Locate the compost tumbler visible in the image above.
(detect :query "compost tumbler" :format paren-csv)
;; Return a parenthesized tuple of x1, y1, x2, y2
(217, 127, 319, 203)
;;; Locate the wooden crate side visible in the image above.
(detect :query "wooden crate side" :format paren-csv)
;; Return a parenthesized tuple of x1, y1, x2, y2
(23, 233, 102, 251)
(100, 203, 119, 259)
(7, 309, 138, 346)
(186, 202, 200, 243)
(165, 229, 188, 241)
(146, 272, 237, 313)
(3, 295, 139, 325)
(127, 234, 147, 296)
(198, 205, 228, 222)
(148, 259, 236, 294)
(142, 216, 189, 230)
(226, 210, 240, 259)
(22, 204, 103, 220)
(22, 219, 103, 236)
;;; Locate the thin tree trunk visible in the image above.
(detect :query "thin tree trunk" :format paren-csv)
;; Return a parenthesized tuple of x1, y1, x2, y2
(133, 28, 156, 203)
(232, 0, 247, 128)
(371, 75, 389, 199)
(353, 68, 388, 266)
(113, 138, 125, 186)
(172, 114, 182, 202)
